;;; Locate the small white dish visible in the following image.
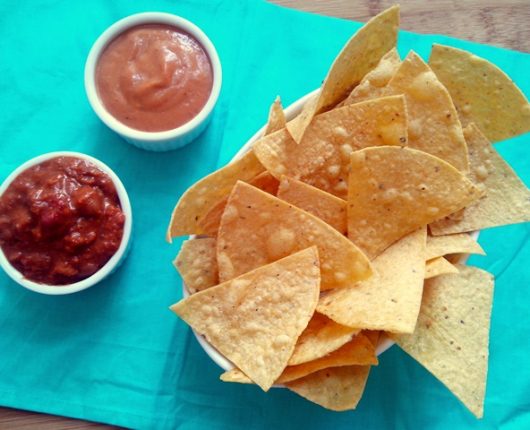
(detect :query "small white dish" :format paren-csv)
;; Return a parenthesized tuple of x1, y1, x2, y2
(84, 12, 222, 151)
(0, 151, 133, 295)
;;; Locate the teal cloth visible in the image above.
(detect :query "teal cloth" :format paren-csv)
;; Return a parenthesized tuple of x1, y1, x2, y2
(1, 0, 529, 428)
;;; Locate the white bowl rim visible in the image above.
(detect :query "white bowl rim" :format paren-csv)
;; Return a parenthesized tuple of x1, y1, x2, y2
(181, 89, 480, 373)
(84, 12, 222, 144)
(0, 151, 133, 295)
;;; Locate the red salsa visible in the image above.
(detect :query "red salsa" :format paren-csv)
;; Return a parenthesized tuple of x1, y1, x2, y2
(0, 156, 125, 285)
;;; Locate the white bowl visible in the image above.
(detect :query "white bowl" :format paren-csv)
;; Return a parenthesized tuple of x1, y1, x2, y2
(181, 90, 480, 373)
(0, 151, 133, 295)
(84, 12, 222, 151)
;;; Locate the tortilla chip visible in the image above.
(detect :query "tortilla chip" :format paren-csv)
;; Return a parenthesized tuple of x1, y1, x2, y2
(347, 146, 483, 259)
(381, 51, 469, 171)
(426, 233, 485, 260)
(217, 182, 372, 290)
(425, 257, 459, 279)
(286, 5, 399, 143)
(430, 123, 530, 235)
(318, 228, 426, 333)
(264, 96, 287, 135)
(286, 366, 371, 411)
(391, 265, 494, 418)
(429, 44, 530, 142)
(289, 312, 359, 366)
(173, 238, 218, 293)
(363, 330, 381, 348)
(342, 48, 401, 105)
(167, 151, 265, 239)
(221, 333, 377, 385)
(171, 247, 320, 391)
(254, 95, 408, 199)
(197, 171, 279, 237)
(277, 176, 347, 234)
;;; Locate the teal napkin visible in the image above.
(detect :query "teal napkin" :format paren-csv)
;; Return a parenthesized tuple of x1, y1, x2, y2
(1, 1, 529, 428)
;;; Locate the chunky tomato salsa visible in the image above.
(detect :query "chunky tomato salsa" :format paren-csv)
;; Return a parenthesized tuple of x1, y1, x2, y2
(0, 156, 125, 285)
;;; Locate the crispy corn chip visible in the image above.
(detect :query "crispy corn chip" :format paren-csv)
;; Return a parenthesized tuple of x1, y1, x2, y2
(286, 6, 399, 143)
(289, 312, 358, 366)
(391, 265, 494, 418)
(264, 96, 287, 135)
(217, 182, 372, 290)
(286, 366, 371, 411)
(382, 51, 469, 171)
(430, 123, 530, 235)
(277, 176, 347, 234)
(342, 48, 401, 105)
(174, 238, 218, 293)
(425, 257, 459, 279)
(348, 146, 483, 259)
(318, 228, 426, 333)
(197, 171, 279, 237)
(429, 44, 530, 142)
(425, 233, 484, 260)
(171, 247, 320, 391)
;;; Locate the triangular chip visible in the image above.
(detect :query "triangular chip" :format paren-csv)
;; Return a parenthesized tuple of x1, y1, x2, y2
(217, 182, 372, 290)
(167, 150, 265, 239)
(429, 44, 530, 142)
(289, 312, 358, 366)
(425, 257, 459, 279)
(197, 171, 279, 237)
(170, 247, 320, 391)
(173, 238, 218, 293)
(286, 5, 399, 143)
(347, 146, 483, 259)
(317, 228, 426, 333)
(277, 176, 347, 234)
(391, 265, 494, 418)
(286, 366, 371, 411)
(342, 47, 401, 105)
(254, 95, 408, 199)
(426, 233, 485, 260)
(363, 330, 381, 348)
(221, 333, 377, 385)
(430, 123, 530, 235)
(264, 96, 287, 135)
(382, 51, 469, 171)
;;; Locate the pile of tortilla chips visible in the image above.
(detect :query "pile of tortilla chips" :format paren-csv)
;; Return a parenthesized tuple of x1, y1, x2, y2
(167, 5, 530, 417)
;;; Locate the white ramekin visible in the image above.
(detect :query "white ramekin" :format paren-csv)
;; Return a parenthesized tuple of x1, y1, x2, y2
(0, 151, 133, 295)
(84, 12, 222, 151)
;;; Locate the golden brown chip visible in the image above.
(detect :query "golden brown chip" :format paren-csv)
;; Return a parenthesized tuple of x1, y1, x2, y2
(381, 51, 469, 171)
(289, 312, 358, 366)
(348, 146, 483, 259)
(430, 123, 530, 235)
(254, 95, 408, 199)
(217, 182, 372, 290)
(167, 151, 265, 239)
(264, 96, 287, 135)
(286, 366, 371, 411)
(173, 238, 218, 293)
(170, 247, 320, 391)
(317, 228, 426, 333)
(221, 333, 377, 385)
(277, 176, 347, 234)
(391, 265, 494, 418)
(425, 233, 484, 260)
(429, 44, 530, 142)
(197, 171, 279, 237)
(425, 257, 459, 279)
(342, 48, 401, 105)
(363, 330, 381, 348)
(286, 5, 399, 143)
